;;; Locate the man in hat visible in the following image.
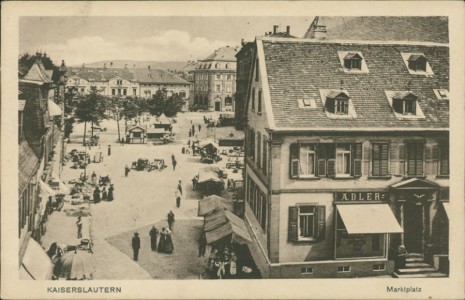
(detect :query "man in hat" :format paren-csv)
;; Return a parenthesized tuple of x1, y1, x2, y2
(167, 211, 175, 231)
(132, 232, 141, 261)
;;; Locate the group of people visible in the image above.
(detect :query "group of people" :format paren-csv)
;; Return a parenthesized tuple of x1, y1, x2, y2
(93, 184, 114, 203)
(131, 212, 176, 261)
(207, 246, 238, 279)
(188, 122, 202, 138)
(174, 180, 183, 208)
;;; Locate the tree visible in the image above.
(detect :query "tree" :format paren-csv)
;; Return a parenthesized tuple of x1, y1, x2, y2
(74, 87, 106, 144)
(164, 93, 184, 117)
(147, 89, 167, 117)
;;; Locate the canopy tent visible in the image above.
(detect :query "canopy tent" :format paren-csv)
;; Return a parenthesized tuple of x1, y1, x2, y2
(198, 195, 234, 217)
(199, 139, 219, 150)
(156, 113, 172, 125)
(205, 219, 252, 245)
(204, 209, 252, 244)
(48, 100, 62, 117)
(58, 251, 95, 280)
(20, 238, 54, 280)
(198, 171, 222, 183)
(337, 204, 403, 234)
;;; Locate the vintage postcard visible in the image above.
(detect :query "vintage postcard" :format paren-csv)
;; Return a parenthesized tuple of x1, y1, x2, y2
(1, 1, 464, 299)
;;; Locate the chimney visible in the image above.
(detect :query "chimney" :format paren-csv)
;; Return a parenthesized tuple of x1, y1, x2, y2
(273, 25, 278, 34)
(312, 24, 327, 40)
(286, 26, 290, 35)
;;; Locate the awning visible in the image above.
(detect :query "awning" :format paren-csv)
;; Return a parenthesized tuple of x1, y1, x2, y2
(39, 180, 56, 198)
(337, 204, 403, 234)
(442, 202, 450, 219)
(48, 100, 62, 116)
(199, 140, 219, 150)
(204, 209, 228, 231)
(198, 171, 222, 183)
(198, 195, 234, 217)
(20, 238, 54, 280)
(205, 221, 252, 245)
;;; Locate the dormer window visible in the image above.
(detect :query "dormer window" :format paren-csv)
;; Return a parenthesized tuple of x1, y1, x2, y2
(319, 89, 357, 119)
(343, 53, 362, 70)
(338, 51, 369, 73)
(326, 91, 350, 115)
(385, 91, 426, 120)
(401, 53, 434, 75)
(391, 92, 418, 115)
(434, 89, 449, 100)
(407, 54, 427, 72)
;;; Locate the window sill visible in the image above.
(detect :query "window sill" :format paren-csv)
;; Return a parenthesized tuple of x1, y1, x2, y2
(292, 176, 321, 180)
(367, 176, 392, 180)
(332, 176, 361, 180)
(402, 175, 427, 180)
(257, 112, 262, 115)
(435, 175, 450, 179)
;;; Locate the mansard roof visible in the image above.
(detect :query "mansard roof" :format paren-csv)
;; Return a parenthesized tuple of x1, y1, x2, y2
(260, 38, 449, 130)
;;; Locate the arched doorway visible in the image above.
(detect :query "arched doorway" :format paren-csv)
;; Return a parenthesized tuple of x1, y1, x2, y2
(215, 96, 221, 111)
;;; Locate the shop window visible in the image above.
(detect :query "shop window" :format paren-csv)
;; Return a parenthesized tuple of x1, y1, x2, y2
(301, 267, 314, 274)
(372, 234, 380, 251)
(439, 142, 449, 175)
(337, 266, 351, 273)
(372, 143, 389, 176)
(288, 205, 325, 242)
(373, 263, 385, 271)
(257, 90, 262, 114)
(406, 142, 424, 176)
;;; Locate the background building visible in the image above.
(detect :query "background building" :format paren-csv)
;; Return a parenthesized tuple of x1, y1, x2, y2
(241, 36, 449, 278)
(193, 46, 239, 112)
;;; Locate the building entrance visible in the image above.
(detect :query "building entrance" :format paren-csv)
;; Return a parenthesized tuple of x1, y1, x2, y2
(403, 202, 423, 253)
(215, 101, 221, 111)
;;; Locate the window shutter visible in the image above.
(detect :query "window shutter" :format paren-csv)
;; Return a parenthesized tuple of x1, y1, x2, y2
(372, 144, 381, 176)
(398, 144, 405, 175)
(288, 207, 298, 242)
(390, 143, 399, 175)
(326, 97, 335, 113)
(416, 143, 424, 175)
(392, 99, 403, 114)
(318, 159, 326, 177)
(380, 143, 389, 176)
(352, 143, 362, 176)
(327, 159, 336, 177)
(316, 206, 326, 240)
(290, 144, 300, 178)
(291, 159, 300, 178)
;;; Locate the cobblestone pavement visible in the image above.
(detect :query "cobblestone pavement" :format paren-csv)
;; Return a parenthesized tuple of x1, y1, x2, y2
(54, 112, 242, 280)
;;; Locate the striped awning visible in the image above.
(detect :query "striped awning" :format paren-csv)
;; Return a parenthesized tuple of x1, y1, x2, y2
(337, 204, 403, 234)
(48, 100, 62, 116)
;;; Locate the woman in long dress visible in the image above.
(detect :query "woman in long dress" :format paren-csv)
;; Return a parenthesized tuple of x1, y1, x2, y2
(157, 228, 166, 253)
(101, 187, 108, 201)
(93, 187, 101, 203)
(164, 228, 174, 254)
(108, 184, 114, 201)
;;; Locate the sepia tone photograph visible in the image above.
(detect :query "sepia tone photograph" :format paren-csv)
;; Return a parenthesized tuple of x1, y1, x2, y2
(2, 1, 464, 299)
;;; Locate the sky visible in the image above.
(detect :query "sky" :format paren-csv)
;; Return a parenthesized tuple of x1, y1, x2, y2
(20, 16, 313, 66)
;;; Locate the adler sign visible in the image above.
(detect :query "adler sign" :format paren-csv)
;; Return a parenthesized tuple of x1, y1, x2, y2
(334, 192, 388, 202)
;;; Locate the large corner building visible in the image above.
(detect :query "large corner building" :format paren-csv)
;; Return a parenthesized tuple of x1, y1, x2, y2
(241, 35, 450, 278)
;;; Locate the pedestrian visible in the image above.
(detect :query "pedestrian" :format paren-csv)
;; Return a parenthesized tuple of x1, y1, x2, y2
(175, 189, 181, 208)
(102, 187, 108, 201)
(189, 129, 192, 137)
(172, 160, 177, 171)
(93, 186, 101, 203)
(132, 232, 140, 261)
(192, 176, 197, 190)
(91, 171, 97, 185)
(167, 210, 175, 230)
(108, 184, 114, 201)
(187, 139, 191, 147)
(182, 146, 185, 154)
(164, 228, 174, 254)
(198, 232, 207, 257)
(191, 124, 195, 133)
(76, 216, 83, 239)
(149, 226, 159, 251)
(125, 165, 130, 177)
(198, 124, 201, 132)
(177, 180, 183, 195)
(230, 251, 237, 277)
(158, 228, 166, 253)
